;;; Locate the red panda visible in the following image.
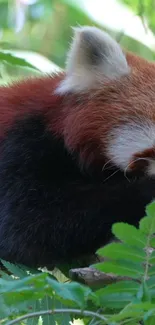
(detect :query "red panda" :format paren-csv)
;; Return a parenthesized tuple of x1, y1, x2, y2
(0, 26, 155, 269)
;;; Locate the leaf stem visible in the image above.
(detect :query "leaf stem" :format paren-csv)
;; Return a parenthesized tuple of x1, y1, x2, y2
(6, 308, 108, 325)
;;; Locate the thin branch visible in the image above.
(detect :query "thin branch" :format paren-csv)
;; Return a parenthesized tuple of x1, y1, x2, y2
(6, 308, 108, 325)
(69, 267, 140, 286)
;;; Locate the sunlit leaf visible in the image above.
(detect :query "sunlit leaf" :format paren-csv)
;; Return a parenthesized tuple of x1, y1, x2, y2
(97, 242, 145, 262)
(112, 223, 147, 248)
(0, 51, 39, 70)
(93, 260, 144, 279)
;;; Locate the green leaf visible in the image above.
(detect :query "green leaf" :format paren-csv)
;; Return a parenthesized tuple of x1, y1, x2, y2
(112, 223, 147, 248)
(93, 260, 144, 278)
(146, 202, 155, 219)
(27, 300, 41, 325)
(144, 314, 155, 325)
(137, 282, 151, 302)
(109, 309, 143, 323)
(94, 291, 135, 309)
(149, 251, 155, 264)
(97, 243, 145, 262)
(0, 51, 39, 70)
(140, 217, 155, 235)
(147, 276, 155, 289)
(150, 237, 155, 248)
(148, 265, 155, 277)
(41, 296, 55, 325)
(1, 260, 28, 278)
(139, 203, 155, 237)
(0, 295, 18, 318)
(0, 273, 48, 307)
(93, 281, 140, 310)
(47, 299, 72, 325)
(0, 270, 12, 280)
(47, 277, 92, 308)
(96, 281, 140, 296)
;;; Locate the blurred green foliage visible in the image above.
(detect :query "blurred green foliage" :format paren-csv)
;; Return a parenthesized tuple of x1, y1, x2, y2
(0, 0, 154, 80)
(119, 0, 155, 35)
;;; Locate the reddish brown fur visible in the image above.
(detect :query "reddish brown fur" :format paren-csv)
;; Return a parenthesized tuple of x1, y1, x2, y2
(1, 52, 155, 167)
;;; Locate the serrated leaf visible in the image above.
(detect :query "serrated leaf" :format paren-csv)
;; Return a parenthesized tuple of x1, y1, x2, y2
(93, 260, 144, 279)
(47, 278, 92, 308)
(97, 243, 145, 262)
(139, 203, 155, 237)
(0, 270, 12, 280)
(147, 276, 155, 289)
(122, 302, 155, 312)
(148, 250, 155, 264)
(112, 223, 147, 248)
(109, 309, 143, 323)
(0, 295, 18, 318)
(146, 202, 155, 218)
(139, 216, 155, 235)
(94, 291, 135, 309)
(95, 281, 139, 296)
(148, 265, 155, 277)
(137, 282, 151, 302)
(49, 299, 72, 325)
(150, 237, 155, 248)
(27, 300, 41, 325)
(0, 51, 38, 70)
(0, 273, 47, 307)
(144, 314, 155, 325)
(41, 296, 55, 325)
(1, 259, 28, 278)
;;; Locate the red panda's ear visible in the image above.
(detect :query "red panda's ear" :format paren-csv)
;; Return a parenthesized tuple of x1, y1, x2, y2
(56, 26, 130, 94)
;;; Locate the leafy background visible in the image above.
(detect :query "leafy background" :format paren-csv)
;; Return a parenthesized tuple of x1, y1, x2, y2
(0, 0, 155, 80)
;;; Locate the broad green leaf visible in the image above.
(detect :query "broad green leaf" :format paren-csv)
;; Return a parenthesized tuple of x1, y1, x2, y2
(148, 250, 155, 264)
(145, 316, 155, 325)
(93, 260, 144, 278)
(112, 223, 147, 248)
(140, 216, 155, 235)
(0, 51, 39, 70)
(137, 282, 151, 302)
(109, 309, 143, 323)
(148, 265, 155, 277)
(47, 277, 92, 308)
(140, 205, 155, 236)
(1, 259, 28, 278)
(150, 237, 155, 248)
(27, 300, 41, 325)
(0, 270, 12, 280)
(143, 309, 155, 322)
(95, 281, 139, 296)
(93, 291, 135, 309)
(147, 276, 155, 289)
(97, 243, 145, 262)
(0, 273, 48, 306)
(146, 202, 155, 219)
(48, 299, 72, 325)
(120, 302, 155, 312)
(41, 296, 55, 325)
(0, 295, 18, 318)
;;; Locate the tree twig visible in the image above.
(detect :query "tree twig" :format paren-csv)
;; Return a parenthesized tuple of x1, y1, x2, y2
(6, 308, 108, 325)
(69, 267, 140, 286)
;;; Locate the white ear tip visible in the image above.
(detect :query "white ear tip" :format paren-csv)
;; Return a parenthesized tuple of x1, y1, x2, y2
(56, 25, 130, 94)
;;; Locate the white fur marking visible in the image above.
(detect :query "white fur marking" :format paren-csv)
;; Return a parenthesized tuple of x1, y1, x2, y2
(56, 26, 130, 94)
(107, 121, 155, 175)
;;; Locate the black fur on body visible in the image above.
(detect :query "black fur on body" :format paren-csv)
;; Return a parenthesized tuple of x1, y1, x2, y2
(0, 115, 154, 269)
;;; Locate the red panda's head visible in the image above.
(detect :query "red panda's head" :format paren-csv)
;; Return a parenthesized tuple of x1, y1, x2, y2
(55, 26, 155, 176)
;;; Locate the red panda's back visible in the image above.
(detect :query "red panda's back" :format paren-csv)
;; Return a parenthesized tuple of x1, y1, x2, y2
(0, 74, 65, 140)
